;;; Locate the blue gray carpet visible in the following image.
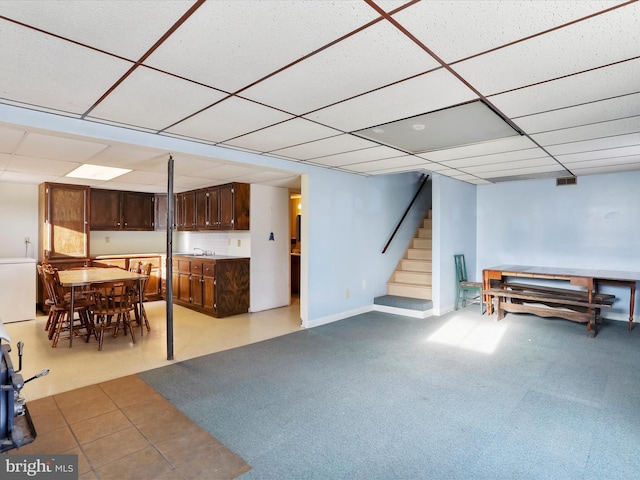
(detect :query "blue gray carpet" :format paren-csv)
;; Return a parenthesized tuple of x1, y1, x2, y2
(139, 308, 640, 479)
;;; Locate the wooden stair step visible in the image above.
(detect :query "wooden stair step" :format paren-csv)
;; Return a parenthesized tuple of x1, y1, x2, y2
(407, 248, 431, 260)
(418, 229, 432, 239)
(400, 259, 432, 272)
(387, 282, 432, 300)
(413, 238, 430, 249)
(394, 271, 431, 285)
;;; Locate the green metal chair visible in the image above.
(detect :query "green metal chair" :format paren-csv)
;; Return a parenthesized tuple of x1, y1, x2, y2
(454, 254, 483, 311)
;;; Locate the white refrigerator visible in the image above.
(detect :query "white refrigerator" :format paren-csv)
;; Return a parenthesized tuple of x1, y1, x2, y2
(0, 257, 36, 323)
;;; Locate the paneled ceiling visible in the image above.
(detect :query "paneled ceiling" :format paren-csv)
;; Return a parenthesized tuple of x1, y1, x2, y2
(0, 0, 639, 192)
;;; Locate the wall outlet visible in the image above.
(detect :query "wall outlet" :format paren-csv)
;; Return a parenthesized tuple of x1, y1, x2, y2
(237, 239, 241, 247)
(105, 236, 110, 244)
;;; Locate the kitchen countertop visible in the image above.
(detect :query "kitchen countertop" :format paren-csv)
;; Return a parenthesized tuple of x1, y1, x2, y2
(172, 253, 249, 260)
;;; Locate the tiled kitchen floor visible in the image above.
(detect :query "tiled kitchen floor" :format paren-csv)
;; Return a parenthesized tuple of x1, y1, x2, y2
(2, 299, 301, 479)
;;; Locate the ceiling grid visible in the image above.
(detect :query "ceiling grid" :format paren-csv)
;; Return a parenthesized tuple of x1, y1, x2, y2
(0, 0, 638, 190)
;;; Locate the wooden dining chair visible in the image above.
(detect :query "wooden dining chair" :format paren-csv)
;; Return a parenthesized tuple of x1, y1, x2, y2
(41, 265, 94, 347)
(454, 254, 484, 312)
(90, 280, 137, 351)
(130, 262, 152, 336)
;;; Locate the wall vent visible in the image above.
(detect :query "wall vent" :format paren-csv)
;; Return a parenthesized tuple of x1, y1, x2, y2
(556, 177, 577, 186)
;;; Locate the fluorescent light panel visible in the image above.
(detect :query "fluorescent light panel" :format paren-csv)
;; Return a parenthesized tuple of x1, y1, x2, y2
(66, 163, 131, 180)
(353, 100, 522, 154)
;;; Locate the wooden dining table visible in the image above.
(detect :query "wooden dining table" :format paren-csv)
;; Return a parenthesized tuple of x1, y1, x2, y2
(56, 267, 149, 348)
(483, 264, 640, 332)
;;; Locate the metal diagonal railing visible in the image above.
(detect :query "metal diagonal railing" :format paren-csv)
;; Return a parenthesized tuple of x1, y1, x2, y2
(381, 174, 429, 254)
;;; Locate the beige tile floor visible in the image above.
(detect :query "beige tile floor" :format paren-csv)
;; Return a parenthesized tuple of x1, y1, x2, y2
(5, 299, 302, 401)
(2, 300, 301, 479)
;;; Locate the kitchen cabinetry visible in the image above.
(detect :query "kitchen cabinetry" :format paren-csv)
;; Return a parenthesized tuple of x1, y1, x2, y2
(92, 255, 163, 301)
(90, 189, 155, 231)
(176, 191, 197, 231)
(175, 182, 250, 231)
(37, 182, 93, 310)
(154, 194, 169, 231)
(171, 255, 249, 317)
(38, 182, 90, 262)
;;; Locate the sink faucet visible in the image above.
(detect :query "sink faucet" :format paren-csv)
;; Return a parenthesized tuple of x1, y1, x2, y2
(193, 247, 212, 256)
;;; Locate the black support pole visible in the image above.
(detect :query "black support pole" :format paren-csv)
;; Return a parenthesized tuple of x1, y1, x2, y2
(166, 155, 174, 360)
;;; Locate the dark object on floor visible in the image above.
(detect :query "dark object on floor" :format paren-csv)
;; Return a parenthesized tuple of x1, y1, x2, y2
(0, 319, 48, 453)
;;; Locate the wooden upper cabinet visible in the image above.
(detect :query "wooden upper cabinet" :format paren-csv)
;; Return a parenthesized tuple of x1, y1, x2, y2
(89, 189, 154, 231)
(90, 189, 121, 230)
(209, 183, 250, 230)
(177, 191, 197, 231)
(39, 182, 90, 261)
(195, 189, 209, 229)
(122, 191, 154, 230)
(154, 193, 168, 231)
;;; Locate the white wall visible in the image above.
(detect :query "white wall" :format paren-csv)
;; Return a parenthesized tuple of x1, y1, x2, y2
(91, 230, 166, 255)
(432, 175, 477, 314)
(477, 171, 640, 319)
(303, 169, 428, 327)
(0, 182, 38, 259)
(249, 184, 290, 313)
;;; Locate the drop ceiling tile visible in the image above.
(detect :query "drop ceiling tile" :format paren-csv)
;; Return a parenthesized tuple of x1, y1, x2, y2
(442, 149, 551, 169)
(571, 163, 640, 176)
(165, 96, 293, 144)
(6, 155, 79, 176)
(479, 164, 567, 180)
(242, 20, 438, 115)
(306, 145, 407, 168)
(271, 134, 380, 161)
(173, 175, 217, 190)
(562, 154, 640, 169)
(88, 144, 166, 168)
(200, 164, 264, 181)
(306, 68, 477, 132)
(109, 170, 168, 186)
(0, 0, 194, 59)
(0, 153, 11, 169)
(0, 126, 25, 153)
(145, 0, 380, 92)
(532, 117, 640, 147)
(344, 155, 429, 173)
(454, 5, 640, 95)
(16, 133, 108, 162)
(87, 67, 228, 131)
(491, 58, 640, 118)
(392, 0, 616, 63)
(417, 136, 536, 162)
(515, 93, 640, 134)
(461, 157, 560, 174)
(545, 132, 640, 156)
(133, 153, 223, 174)
(557, 144, 640, 163)
(228, 170, 298, 184)
(0, 21, 134, 115)
(222, 118, 341, 153)
(448, 174, 483, 184)
(422, 163, 454, 172)
(0, 170, 60, 185)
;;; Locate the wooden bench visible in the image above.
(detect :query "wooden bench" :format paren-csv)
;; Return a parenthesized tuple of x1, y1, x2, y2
(483, 285, 615, 337)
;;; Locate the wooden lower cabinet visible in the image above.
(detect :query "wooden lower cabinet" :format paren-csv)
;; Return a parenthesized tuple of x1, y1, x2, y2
(91, 255, 163, 301)
(171, 256, 249, 318)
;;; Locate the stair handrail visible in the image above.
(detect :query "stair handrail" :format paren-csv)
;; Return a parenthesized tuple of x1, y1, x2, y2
(382, 174, 429, 254)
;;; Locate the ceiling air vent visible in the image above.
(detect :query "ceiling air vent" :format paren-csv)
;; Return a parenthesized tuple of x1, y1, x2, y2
(556, 177, 577, 186)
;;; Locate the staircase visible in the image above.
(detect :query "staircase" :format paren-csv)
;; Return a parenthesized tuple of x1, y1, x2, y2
(386, 212, 432, 300)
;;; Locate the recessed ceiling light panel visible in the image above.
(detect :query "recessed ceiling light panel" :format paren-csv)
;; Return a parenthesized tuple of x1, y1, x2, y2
(65, 163, 132, 181)
(353, 100, 522, 154)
